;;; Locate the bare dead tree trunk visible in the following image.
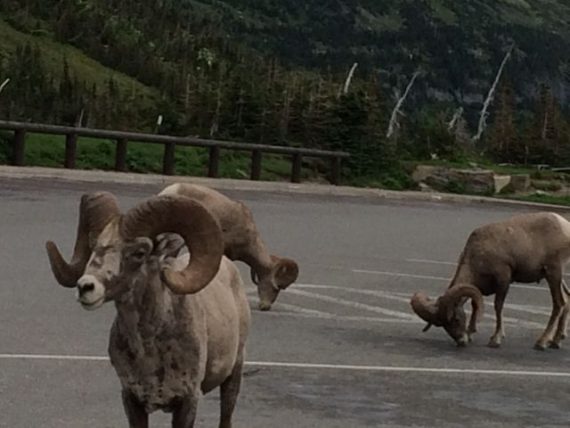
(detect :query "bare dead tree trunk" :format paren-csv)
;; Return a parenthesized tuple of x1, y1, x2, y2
(279, 88, 291, 141)
(0, 78, 10, 95)
(210, 66, 224, 137)
(343, 62, 358, 95)
(279, 76, 297, 141)
(448, 107, 464, 132)
(386, 71, 420, 140)
(472, 44, 514, 142)
(184, 73, 191, 111)
(541, 111, 549, 141)
(75, 108, 84, 127)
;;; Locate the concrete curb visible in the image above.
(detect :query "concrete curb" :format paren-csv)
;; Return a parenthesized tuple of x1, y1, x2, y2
(1, 165, 569, 212)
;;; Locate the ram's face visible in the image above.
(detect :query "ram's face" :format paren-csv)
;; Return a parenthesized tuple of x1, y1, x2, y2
(253, 256, 299, 311)
(442, 306, 469, 347)
(256, 276, 280, 311)
(75, 223, 154, 310)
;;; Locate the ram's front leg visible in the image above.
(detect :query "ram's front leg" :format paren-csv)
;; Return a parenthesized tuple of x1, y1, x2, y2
(172, 391, 200, 428)
(488, 289, 508, 348)
(122, 389, 149, 428)
(535, 265, 565, 350)
(467, 299, 478, 342)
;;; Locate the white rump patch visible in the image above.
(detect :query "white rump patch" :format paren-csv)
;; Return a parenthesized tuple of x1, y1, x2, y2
(553, 213, 570, 239)
(158, 183, 181, 196)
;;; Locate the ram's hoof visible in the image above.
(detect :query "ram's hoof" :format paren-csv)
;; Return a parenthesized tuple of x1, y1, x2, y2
(549, 341, 562, 349)
(533, 343, 547, 351)
(487, 340, 501, 349)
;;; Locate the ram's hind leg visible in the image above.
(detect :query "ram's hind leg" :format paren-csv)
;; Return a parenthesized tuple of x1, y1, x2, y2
(219, 356, 244, 428)
(535, 265, 566, 350)
(552, 280, 570, 346)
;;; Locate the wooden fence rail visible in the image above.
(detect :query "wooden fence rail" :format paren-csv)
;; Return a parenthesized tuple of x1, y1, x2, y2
(0, 121, 350, 185)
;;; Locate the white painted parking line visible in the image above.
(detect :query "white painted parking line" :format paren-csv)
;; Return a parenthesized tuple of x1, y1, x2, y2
(405, 258, 456, 266)
(352, 269, 548, 291)
(352, 269, 449, 281)
(262, 309, 419, 325)
(248, 361, 570, 378)
(295, 284, 545, 329)
(0, 354, 109, 361)
(1, 353, 569, 378)
(287, 288, 416, 320)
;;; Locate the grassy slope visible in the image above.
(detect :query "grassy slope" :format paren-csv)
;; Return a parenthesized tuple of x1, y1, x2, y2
(0, 19, 315, 183)
(0, 19, 157, 102)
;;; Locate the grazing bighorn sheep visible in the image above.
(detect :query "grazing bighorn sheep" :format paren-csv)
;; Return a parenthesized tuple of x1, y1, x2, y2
(411, 212, 570, 350)
(46, 192, 251, 427)
(159, 183, 299, 311)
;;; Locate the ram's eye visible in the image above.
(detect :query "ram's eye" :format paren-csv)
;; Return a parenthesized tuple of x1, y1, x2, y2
(130, 249, 147, 261)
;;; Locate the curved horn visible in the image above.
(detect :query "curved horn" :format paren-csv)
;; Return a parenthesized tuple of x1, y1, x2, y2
(410, 292, 441, 329)
(120, 195, 223, 295)
(250, 268, 260, 285)
(272, 255, 299, 289)
(46, 192, 120, 287)
(439, 284, 484, 324)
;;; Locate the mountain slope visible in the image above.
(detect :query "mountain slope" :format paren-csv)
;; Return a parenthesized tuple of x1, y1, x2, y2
(0, 18, 157, 102)
(0, 0, 568, 174)
(191, 0, 570, 102)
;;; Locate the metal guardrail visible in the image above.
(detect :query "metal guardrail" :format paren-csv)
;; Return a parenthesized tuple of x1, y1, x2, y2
(0, 121, 350, 184)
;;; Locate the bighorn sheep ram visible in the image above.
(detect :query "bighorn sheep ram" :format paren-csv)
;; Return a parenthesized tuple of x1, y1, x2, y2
(411, 212, 570, 350)
(159, 183, 299, 311)
(46, 192, 251, 427)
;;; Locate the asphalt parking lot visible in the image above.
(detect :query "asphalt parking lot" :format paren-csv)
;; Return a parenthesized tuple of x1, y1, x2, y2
(1, 177, 570, 427)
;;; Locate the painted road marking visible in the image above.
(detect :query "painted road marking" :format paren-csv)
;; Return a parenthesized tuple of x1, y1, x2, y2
(352, 269, 548, 291)
(295, 284, 545, 329)
(1, 353, 569, 378)
(287, 288, 416, 320)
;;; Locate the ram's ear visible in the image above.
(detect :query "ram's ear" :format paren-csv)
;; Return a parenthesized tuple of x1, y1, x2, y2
(154, 233, 185, 259)
(273, 256, 299, 289)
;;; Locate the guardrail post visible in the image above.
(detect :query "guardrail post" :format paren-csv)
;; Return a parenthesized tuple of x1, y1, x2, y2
(250, 150, 262, 180)
(12, 129, 26, 166)
(330, 156, 342, 185)
(115, 138, 128, 172)
(208, 146, 220, 178)
(64, 133, 78, 169)
(291, 153, 302, 183)
(163, 142, 175, 175)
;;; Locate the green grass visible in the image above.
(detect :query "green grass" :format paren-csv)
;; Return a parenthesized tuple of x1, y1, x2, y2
(0, 19, 157, 103)
(409, 158, 560, 178)
(1, 133, 315, 182)
(505, 194, 570, 207)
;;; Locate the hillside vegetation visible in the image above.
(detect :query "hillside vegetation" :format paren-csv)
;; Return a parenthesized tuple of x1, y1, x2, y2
(0, 0, 569, 187)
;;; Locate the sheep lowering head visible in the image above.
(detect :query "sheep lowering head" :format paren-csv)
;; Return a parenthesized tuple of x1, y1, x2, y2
(411, 285, 483, 347)
(160, 183, 299, 311)
(411, 212, 570, 350)
(46, 192, 251, 427)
